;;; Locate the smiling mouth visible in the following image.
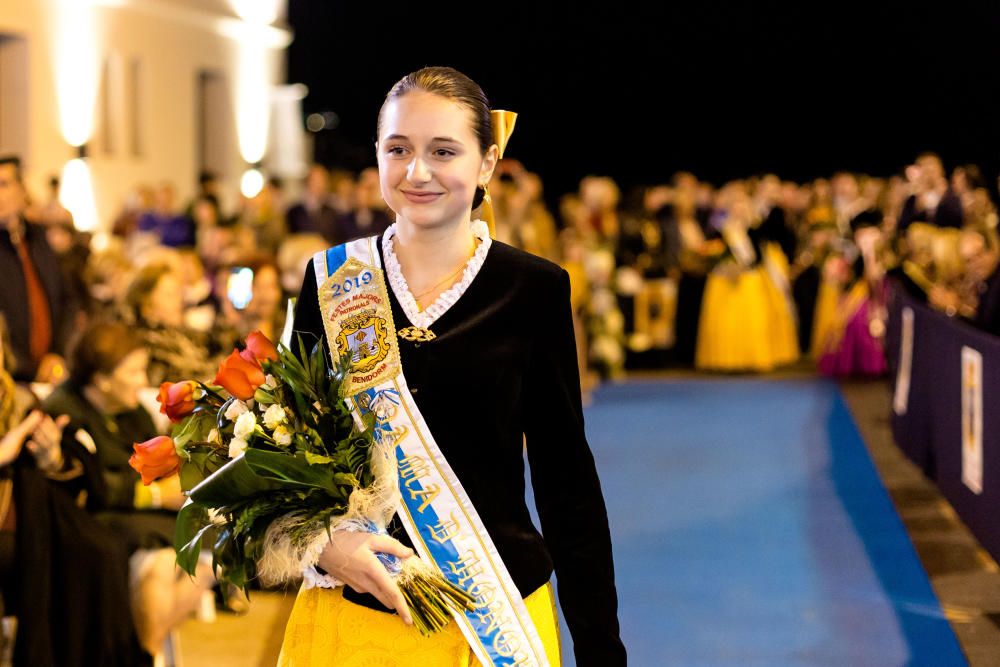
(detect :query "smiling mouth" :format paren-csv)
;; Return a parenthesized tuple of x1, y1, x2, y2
(402, 191, 443, 203)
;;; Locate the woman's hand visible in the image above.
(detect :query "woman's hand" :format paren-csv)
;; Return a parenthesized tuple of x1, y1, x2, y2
(316, 532, 415, 625)
(0, 410, 45, 467)
(25, 414, 71, 472)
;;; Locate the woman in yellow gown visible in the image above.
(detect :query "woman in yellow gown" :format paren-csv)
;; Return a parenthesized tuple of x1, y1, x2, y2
(695, 190, 799, 371)
(274, 67, 625, 666)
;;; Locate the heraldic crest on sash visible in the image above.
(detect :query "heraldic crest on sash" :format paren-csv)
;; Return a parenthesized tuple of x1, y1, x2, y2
(319, 255, 401, 394)
(336, 308, 390, 372)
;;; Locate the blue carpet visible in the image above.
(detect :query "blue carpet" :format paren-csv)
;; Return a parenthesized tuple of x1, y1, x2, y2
(528, 378, 966, 666)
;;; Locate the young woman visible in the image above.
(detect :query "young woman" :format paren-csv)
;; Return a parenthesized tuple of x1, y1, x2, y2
(276, 67, 625, 666)
(0, 316, 148, 666)
(695, 185, 798, 372)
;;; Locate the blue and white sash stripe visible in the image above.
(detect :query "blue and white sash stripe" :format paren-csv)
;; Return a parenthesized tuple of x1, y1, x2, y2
(312, 238, 549, 667)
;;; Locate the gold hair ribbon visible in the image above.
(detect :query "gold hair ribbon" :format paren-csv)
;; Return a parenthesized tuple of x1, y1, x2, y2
(481, 109, 518, 239)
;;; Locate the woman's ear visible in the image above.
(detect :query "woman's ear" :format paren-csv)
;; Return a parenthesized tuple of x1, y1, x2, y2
(479, 145, 500, 186)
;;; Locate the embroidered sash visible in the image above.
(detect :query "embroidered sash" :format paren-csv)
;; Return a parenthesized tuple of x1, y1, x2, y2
(312, 237, 550, 667)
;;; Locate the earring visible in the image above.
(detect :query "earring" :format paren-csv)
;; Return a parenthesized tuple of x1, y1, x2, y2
(480, 184, 491, 205)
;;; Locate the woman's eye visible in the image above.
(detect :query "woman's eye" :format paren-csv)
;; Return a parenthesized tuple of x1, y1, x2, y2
(433, 149, 456, 158)
(387, 146, 407, 156)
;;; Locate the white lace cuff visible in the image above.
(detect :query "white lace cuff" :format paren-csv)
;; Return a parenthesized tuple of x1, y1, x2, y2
(300, 533, 343, 590)
(302, 565, 343, 590)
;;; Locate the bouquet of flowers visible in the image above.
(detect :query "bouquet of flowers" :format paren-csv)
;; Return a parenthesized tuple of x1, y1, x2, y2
(129, 331, 475, 635)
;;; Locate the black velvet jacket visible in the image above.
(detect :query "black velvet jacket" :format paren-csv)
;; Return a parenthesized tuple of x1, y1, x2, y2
(293, 236, 626, 665)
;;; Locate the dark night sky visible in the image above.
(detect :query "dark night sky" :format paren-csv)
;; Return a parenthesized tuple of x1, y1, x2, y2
(287, 1, 1000, 200)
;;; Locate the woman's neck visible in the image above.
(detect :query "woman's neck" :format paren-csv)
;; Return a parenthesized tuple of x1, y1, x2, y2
(392, 217, 477, 282)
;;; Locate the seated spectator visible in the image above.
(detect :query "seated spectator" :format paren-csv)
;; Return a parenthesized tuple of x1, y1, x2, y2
(286, 164, 337, 240)
(331, 167, 392, 243)
(1, 315, 148, 666)
(243, 255, 287, 343)
(123, 263, 219, 385)
(137, 182, 195, 248)
(41, 320, 215, 655)
(276, 233, 328, 301)
(85, 240, 136, 318)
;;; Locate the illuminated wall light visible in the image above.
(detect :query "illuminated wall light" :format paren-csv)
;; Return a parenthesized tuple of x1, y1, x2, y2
(268, 84, 309, 179)
(236, 39, 271, 164)
(240, 167, 265, 198)
(232, 2, 288, 167)
(60, 158, 99, 232)
(230, 0, 283, 25)
(52, 0, 100, 147)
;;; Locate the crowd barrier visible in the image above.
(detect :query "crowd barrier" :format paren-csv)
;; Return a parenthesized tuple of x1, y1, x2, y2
(887, 281, 1000, 563)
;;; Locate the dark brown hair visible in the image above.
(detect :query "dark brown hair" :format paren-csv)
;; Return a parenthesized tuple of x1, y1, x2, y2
(69, 320, 145, 386)
(124, 263, 174, 324)
(377, 67, 493, 208)
(0, 155, 23, 184)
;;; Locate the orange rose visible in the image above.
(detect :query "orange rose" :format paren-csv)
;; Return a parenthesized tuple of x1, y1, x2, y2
(157, 381, 198, 423)
(243, 331, 279, 365)
(129, 435, 181, 485)
(214, 349, 267, 400)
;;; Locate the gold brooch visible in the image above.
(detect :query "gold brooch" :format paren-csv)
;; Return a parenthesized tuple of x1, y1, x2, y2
(397, 326, 436, 342)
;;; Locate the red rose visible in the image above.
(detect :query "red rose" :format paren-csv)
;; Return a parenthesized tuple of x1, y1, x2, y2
(214, 349, 267, 400)
(129, 435, 181, 485)
(157, 381, 198, 423)
(243, 331, 279, 365)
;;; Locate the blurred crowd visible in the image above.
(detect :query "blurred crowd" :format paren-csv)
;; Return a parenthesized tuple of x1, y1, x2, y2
(1, 147, 999, 664)
(486, 152, 1000, 388)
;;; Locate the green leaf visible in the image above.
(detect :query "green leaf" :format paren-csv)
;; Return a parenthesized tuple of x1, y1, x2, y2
(188, 454, 286, 507)
(180, 455, 207, 491)
(174, 502, 216, 575)
(254, 387, 276, 405)
(173, 412, 214, 448)
(304, 451, 334, 466)
(333, 472, 359, 487)
(243, 449, 346, 498)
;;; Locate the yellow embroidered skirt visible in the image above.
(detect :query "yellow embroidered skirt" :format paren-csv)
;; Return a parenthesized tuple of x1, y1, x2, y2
(809, 279, 842, 360)
(695, 266, 798, 372)
(278, 582, 563, 666)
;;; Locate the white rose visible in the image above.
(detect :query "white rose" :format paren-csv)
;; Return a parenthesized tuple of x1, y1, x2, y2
(263, 374, 278, 390)
(224, 399, 249, 422)
(263, 404, 287, 431)
(234, 412, 257, 440)
(228, 437, 248, 459)
(273, 425, 292, 447)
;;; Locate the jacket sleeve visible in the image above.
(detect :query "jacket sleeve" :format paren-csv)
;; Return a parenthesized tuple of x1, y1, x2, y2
(523, 267, 627, 666)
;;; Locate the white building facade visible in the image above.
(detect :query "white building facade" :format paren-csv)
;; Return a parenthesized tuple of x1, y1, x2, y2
(0, 0, 299, 231)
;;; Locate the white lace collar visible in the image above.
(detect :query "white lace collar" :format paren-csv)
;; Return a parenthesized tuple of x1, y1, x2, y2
(382, 219, 492, 330)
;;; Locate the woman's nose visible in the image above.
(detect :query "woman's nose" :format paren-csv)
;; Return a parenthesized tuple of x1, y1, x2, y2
(406, 157, 431, 184)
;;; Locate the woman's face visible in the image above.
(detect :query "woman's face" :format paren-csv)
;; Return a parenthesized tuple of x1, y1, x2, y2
(143, 272, 185, 327)
(377, 91, 497, 230)
(250, 265, 283, 318)
(98, 348, 150, 411)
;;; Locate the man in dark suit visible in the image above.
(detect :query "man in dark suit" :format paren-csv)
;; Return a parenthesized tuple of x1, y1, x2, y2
(0, 156, 77, 382)
(897, 153, 964, 233)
